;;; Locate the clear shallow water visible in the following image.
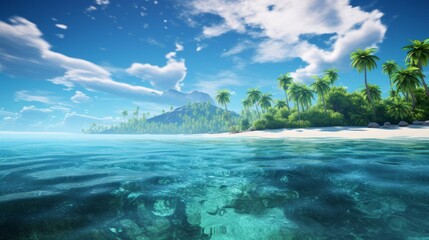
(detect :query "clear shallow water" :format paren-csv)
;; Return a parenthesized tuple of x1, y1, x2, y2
(1, 134, 429, 240)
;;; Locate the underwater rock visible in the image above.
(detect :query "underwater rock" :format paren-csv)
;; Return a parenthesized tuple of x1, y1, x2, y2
(151, 199, 177, 217)
(119, 219, 145, 239)
(200, 207, 295, 240)
(137, 203, 171, 238)
(185, 202, 202, 226)
(367, 122, 379, 128)
(398, 121, 409, 127)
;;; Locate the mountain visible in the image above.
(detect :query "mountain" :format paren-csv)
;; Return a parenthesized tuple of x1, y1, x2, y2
(162, 89, 215, 105)
(147, 102, 240, 124)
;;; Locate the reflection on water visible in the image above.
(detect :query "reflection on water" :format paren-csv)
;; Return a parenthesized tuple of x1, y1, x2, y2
(1, 134, 429, 239)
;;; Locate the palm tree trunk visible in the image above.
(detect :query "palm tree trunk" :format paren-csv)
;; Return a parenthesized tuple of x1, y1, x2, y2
(322, 95, 327, 115)
(410, 91, 416, 109)
(419, 62, 429, 98)
(296, 102, 301, 121)
(285, 92, 290, 111)
(364, 67, 373, 107)
(255, 104, 261, 119)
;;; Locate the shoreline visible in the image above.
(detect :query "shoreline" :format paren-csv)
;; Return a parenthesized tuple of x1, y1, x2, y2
(1, 126, 429, 140)
(203, 126, 429, 139)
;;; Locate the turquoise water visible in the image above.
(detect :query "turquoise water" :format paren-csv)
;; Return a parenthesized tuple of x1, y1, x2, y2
(1, 133, 429, 240)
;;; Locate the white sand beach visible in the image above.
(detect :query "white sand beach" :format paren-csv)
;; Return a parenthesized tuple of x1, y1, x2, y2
(206, 126, 429, 139)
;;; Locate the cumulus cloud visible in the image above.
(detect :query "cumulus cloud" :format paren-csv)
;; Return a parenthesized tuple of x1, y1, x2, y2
(0, 17, 212, 110)
(55, 24, 68, 30)
(188, 0, 387, 82)
(71, 91, 91, 103)
(126, 52, 187, 91)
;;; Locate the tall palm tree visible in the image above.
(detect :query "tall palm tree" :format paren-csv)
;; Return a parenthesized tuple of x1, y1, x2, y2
(216, 89, 231, 123)
(134, 106, 140, 119)
(392, 67, 423, 108)
(215, 89, 231, 112)
(311, 76, 330, 115)
(246, 88, 262, 118)
(350, 48, 380, 107)
(360, 84, 382, 103)
(274, 100, 287, 109)
(324, 68, 339, 85)
(386, 98, 412, 121)
(298, 84, 315, 111)
(242, 98, 252, 110)
(288, 83, 302, 120)
(403, 38, 429, 97)
(122, 110, 128, 122)
(288, 83, 314, 120)
(382, 60, 399, 91)
(259, 93, 273, 113)
(277, 73, 294, 110)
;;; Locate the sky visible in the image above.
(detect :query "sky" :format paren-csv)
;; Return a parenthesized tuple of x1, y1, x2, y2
(0, 0, 428, 132)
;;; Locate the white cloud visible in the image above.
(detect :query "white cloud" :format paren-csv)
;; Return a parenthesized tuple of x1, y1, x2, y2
(126, 52, 187, 91)
(189, 0, 387, 82)
(222, 40, 253, 57)
(15, 90, 54, 104)
(175, 43, 184, 52)
(194, 70, 242, 97)
(55, 24, 68, 30)
(86, 6, 97, 12)
(0, 17, 211, 108)
(95, 0, 110, 6)
(71, 91, 91, 103)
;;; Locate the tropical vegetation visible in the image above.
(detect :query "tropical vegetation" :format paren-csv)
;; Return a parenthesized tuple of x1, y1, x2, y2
(85, 37, 429, 134)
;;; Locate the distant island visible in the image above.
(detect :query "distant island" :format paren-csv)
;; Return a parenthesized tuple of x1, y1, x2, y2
(85, 38, 429, 134)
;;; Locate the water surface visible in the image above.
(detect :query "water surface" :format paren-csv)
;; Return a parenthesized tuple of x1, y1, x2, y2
(1, 133, 429, 239)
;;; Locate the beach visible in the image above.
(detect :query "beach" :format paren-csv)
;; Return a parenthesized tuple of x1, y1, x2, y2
(207, 126, 429, 139)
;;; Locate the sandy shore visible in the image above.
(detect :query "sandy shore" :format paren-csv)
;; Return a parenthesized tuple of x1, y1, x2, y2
(204, 126, 429, 139)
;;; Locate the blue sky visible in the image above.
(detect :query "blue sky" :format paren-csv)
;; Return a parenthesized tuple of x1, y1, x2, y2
(0, 0, 428, 131)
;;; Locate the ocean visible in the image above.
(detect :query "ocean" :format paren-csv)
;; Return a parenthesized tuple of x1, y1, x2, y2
(1, 133, 429, 239)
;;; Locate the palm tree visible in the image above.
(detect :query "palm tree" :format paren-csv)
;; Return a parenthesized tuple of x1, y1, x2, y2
(324, 68, 339, 85)
(246, 88, 262, 118)
(277, 73, 294, 110)
(350, 48, 380, 107)
(288, 83, 314, 120)
(311, 76, 330, 115)
(360, 84, 382, 103)
(215, 89, 231, 112)
(298, 84, 315, 111)
(382, 60, 399, 91)
(242, 98, 252, 110)
(288, 83, 302, 120)
(216, 89, 231, 123)
(122, 110, 128, 122)
(403, 38, 429, 97)
(259, 93, 273, 113)
(134, 106, 140, 119)
(392, 67, 423, 109)
(386, 98, 412, 121)
(274, 100, 287, 109)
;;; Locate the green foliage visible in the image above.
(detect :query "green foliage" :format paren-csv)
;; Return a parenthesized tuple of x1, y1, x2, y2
(84, 102, 239, 134)
(289, 107, 345, 127)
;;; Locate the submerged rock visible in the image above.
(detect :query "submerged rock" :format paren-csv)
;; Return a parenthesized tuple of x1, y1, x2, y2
(119, 219, 144, 239)
(152, 199, 177, 217)
(367, 122, 379, 128)
(398, 121, 409, 127)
